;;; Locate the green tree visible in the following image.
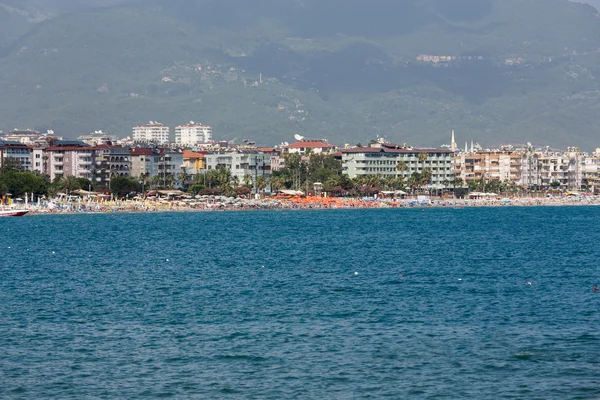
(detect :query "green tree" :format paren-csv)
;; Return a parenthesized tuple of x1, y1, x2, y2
(418, 153, 428, 172)
(110, 176, 141, 197)
(0, 157, 23, 173)
(255, 175, 267, 196)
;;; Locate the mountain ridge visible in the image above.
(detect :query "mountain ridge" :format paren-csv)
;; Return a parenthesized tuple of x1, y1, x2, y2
(1, 0, 600, 149)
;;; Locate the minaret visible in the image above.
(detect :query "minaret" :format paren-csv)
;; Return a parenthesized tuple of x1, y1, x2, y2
(470, 141, 474, 153)
(465, 142, 468, 153)
(451, 130, 456, 152)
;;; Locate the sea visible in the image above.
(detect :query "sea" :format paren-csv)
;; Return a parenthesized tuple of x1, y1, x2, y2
(1, 207, 599, 399)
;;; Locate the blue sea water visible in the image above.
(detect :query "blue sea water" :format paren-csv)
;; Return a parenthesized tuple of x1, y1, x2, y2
(1, 207, 600, 399)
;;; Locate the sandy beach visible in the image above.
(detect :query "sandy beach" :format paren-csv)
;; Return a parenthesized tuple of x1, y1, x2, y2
(9, 193, 599, 216)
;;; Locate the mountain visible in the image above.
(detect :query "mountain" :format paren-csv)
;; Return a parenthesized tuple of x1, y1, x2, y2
(574, 0, 600, 9)
(1, 0, 600, 149)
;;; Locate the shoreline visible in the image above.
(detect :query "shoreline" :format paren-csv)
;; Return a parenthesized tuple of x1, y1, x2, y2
(11, 195, 600, 217)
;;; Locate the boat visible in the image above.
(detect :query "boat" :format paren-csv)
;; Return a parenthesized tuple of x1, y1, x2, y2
(0, 209, 30, 217)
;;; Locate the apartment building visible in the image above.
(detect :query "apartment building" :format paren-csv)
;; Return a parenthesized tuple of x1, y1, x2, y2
(130, 148, 183, 179)
(537, 151, 584, 190)
(132, 122, 170, 144)
(182, 150, 208, 176)
(341, 142, 454, 189)
(175, 122, 213, 145)
(45, 145, 94, 181)
(454, 151, 523, 185)
(204, 151, 271, 182)
(93, 145, 132, 186)
(0, 139, 33, 171)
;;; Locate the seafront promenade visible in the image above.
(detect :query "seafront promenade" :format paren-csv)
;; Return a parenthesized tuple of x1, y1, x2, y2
(10, 194, 600, 215)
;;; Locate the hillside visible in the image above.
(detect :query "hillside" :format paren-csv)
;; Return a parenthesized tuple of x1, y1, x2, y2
(1, 0, 600, 148)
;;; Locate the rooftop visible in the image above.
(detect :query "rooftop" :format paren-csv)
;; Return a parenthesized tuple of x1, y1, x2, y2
(283, 141, 335, 149)
(0, 139, 30, 148)
(183, 150, 209, 158)
(130, 148, 155, 156)
(342, 143, 453, 154)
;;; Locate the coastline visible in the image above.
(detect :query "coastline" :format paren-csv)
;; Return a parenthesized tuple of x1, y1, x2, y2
(11, 195, 600, 217)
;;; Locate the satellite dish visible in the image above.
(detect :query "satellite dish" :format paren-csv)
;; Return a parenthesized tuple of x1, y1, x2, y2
(294, 134, 305, 141)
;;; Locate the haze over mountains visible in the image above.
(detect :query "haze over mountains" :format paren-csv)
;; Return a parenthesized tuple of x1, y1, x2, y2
(1, 0, 600, 148)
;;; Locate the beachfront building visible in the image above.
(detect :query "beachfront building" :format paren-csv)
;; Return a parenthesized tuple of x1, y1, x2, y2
(204, 151, 271, 183)
(132, 122, 170, 144)
(454, 151, 523, 187)
(130, 148, 184, 179)
(0, 139, 33, 171)
(175, 122, 213, 145)
(44, 143, 94, 181)
(160, 151, 184, 180)
(182, 150, 207, 176)
(517, 149, 541, 189)
(341, 142, 454, 190)
(537, 149, 585, 190)
(130, 148, 159, 178)
(93, 145, 132, 186)
(281, 140, 336, 155)
(582, 153, 600, 191)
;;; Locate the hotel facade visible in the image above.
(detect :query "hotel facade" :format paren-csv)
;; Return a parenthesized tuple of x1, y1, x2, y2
(341, 142, 455, 190)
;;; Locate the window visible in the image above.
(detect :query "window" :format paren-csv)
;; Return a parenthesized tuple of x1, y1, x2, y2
(35, 154, 41, 159)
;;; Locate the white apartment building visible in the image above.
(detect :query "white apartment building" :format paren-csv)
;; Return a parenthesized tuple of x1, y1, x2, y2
(175, 122, 213, 145)
(204, 151, 271, 183)
(0, 139, 33, 171)
(342, 142, 454, 189)
(132, 122, 170, 144)
(537, 151, 585, 190)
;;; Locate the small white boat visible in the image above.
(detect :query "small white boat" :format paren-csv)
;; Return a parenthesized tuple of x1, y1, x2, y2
(0, 209, 30, 217)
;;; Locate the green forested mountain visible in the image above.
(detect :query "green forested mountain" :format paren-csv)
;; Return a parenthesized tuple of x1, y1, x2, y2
(1, 0, 600, 148)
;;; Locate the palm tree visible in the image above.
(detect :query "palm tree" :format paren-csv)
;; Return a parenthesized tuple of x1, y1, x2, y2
(178, 170, 190, 189)
(270, 176, 286, 192)
(149, 175, 162, 190)
(256, 176, 267, 197)
(408, 173, 419, 195)
(396, 160, 408, 177)
(420, 168, 433, 194)
(57, 175, 81, 193)
(418, 152, 428, 173)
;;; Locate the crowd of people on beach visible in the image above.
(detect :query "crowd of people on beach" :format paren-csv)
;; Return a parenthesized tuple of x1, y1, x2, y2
(13, 192, 600, 215)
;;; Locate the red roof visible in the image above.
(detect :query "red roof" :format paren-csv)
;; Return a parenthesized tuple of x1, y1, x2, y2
(257, 147, 279, 153)
(283, 141, 335, 149)
(45, 147, 92, 151)
(183, 150, 208, 158)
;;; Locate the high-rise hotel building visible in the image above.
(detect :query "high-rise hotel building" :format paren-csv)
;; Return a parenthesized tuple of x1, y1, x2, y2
(175, 122, 213, 145)
(132, 122, 170, 144)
